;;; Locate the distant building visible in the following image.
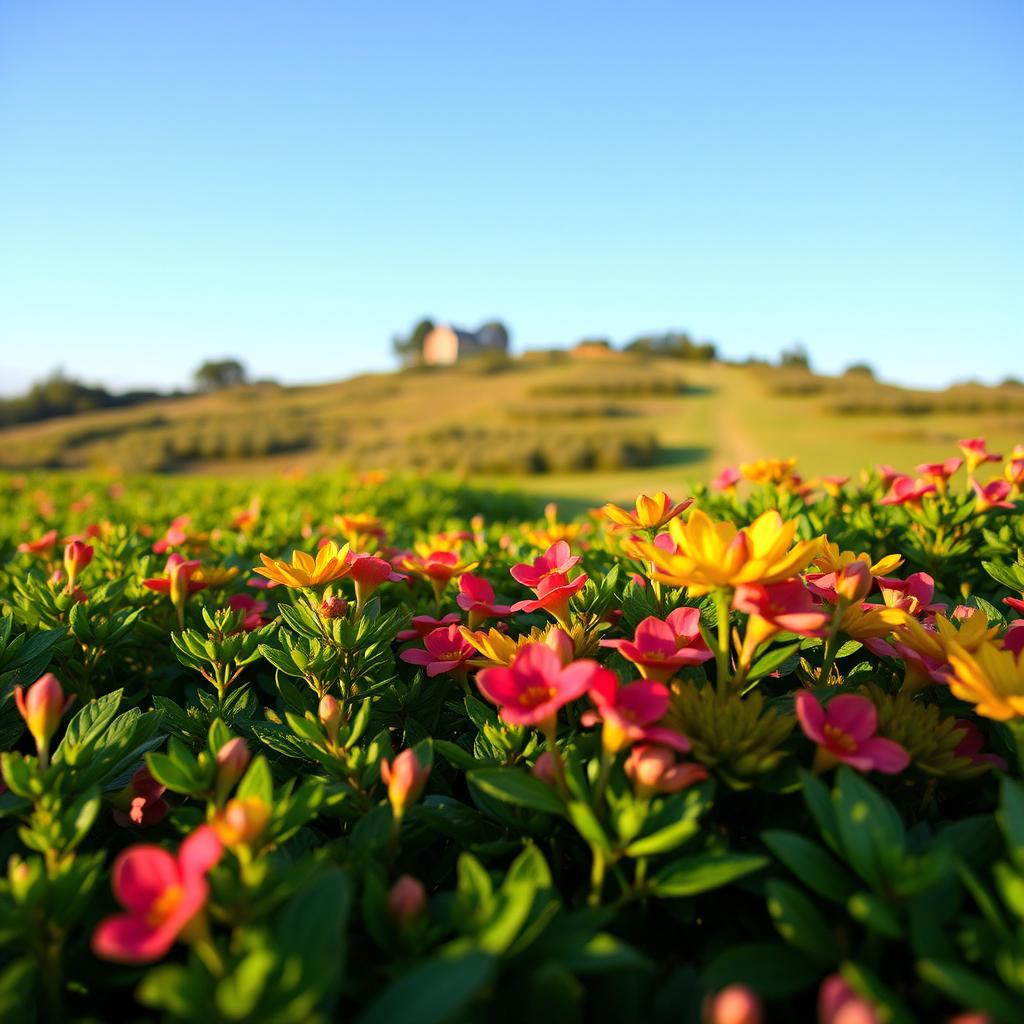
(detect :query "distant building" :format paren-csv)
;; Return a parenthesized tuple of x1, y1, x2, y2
(422, 324, 509, 365)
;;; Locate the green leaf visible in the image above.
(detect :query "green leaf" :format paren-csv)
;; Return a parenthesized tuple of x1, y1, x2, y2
(53, 690, 123, 766)
(468, 767, 564, 817)
(997, 777, 1024, 871)
(624, 815, 701, 857)
(832, 767, 904, 891)
(840, 961, 915, 1024)
(567, 801, 613, 854)
(766, 879, 841, 961)
(146, 751, 203, 794)
(762, 829, 856, 905)
(357, 950, 496, 1024)
(847, 891, 903, 939)
(700, 941, 821, 998)
(652, 852, 767, 897)
(917, 959, 1022, 1024)
(237, 755, 273, 804)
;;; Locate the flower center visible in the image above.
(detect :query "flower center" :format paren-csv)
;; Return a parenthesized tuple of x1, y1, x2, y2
(823, 724, 857, 753)
(147, 884, 184, 926)
(519, 685, 557, 707)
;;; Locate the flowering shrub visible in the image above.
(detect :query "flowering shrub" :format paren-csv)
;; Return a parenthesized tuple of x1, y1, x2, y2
(0, 446, 1023, 1023)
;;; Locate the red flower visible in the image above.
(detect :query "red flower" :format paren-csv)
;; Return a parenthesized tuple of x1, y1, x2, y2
(396, 613, 461, 642)
(17, 528, 58, 555)
(226, 593, 269, 631)
(795, 692, 909, 774)
(112, 767, 170, 827)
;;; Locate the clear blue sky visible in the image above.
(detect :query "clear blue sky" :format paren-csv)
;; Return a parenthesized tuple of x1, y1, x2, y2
(1, 1, 1021, 394)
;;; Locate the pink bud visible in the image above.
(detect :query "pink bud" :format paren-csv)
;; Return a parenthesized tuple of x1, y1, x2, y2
(704, 985, 763, 1024)
(63, 540, 94, 587)
(387, 874, 427, 926)
(14, 673, 72, 763)
(215, 738, 251, 799)
(380, 749, 430, 815)
(544, 627, 575, 666)
(318, 695, 342, 746)
(532, 751, 557, 785)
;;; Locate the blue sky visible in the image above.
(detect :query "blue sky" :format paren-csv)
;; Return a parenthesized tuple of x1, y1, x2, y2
(1, 1, 1021, 394)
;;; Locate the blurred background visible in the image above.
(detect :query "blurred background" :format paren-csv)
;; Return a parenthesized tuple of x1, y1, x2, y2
(0, 1, 1021, 501)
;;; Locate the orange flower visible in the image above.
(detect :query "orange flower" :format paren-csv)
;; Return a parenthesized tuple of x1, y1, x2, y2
(947, 640, 1024, 721)
(254, 540, 351, 588)
(602, 492, 693, 532)
(739, 458, 799, 488)
(812, 541, 903, 578)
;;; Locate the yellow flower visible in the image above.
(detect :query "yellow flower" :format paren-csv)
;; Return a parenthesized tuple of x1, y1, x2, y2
(739, 458, 799, 488)
(334, 513, 385, 550)
(254, 541, 351, 588)
(813, 541, 903, 577)
(836, 603, 905, 641)
(460, 622, 598, 666)
(194, 565, 240, 589)
(635, 508, 822, 596)
(947, 641, 1024, 721)
(602, 492, 692, 532)
(891, 609, 999, 663)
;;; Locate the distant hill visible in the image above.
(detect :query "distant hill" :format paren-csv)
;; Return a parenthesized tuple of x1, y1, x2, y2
(1, 351, 1021, 507)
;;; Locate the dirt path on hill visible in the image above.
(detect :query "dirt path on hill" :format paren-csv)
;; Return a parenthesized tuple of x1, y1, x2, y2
(710, 378, 761, 468)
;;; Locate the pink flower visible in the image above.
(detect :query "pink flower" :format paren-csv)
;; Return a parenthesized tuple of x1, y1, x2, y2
(915, 458, 962, 490)
(624, 745, 708, 798)
(510, 540, 581, 588)
(400, 624, 476, 677)
(601, 607, 712, 682)
(380, 748, 430, 815)
(112, 767, 170, 827)
(959, 437, 1001, 474)
(226, 593, 268, 631)
(953, 720, 1007, 770)
(396, 613, 461, 642)
(456, 574, 513, 628)
(795, 692, 909, 774)
(511, 571, 589, 628)
(1005, 596, 1024, 616)
(971, 479, 1014, 513)
(476, 642, 601, 730)
(879, 475, 936, 506)
(734, 580, 831, 634)
(712, 466, 742, 492)
(152, 515, 191, 554)
(818, 975, 879, 1024)
(876, 572, 944, 617)
(875, 464, 899, 487)
(348, 552, 403, 605)
(17, 528, 59, 555)
(92, 825, 223, 964)
(63, 539, 94, 589)
(143, 554, 206, 628)
(582, 675, 689, 753)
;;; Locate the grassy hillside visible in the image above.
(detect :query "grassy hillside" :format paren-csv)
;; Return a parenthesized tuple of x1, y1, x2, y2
(2, 352, 1022, 510)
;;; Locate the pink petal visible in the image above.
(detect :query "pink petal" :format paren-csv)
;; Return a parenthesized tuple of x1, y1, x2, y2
(476, 667, 522, 707)
(92, 913, 178, 964)
(826, 695, 877, 743)
(794, 691, 826, 744)
(179, 825, 222, 879)
(615, 681, 670, 724)
(857, 737, 910, 774)
(666, 606, 701, 638)
(112, 846, 180, 914)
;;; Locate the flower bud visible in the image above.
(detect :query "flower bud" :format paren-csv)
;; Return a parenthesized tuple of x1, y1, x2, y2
(15, 673, 72, 765)
(544, 627, 575, 666)
(318, 595, 348, 619)
(387, 874, 427, 926)
(318, 695, 342, 747)
(350, 556, 392, 605)
(532, 751, 557, 785)
(212, 796, 271, 847)
(703, 985, 763, 1024)
(380, 748, 430, 817)
(63, 540, 94, 589)
(215, 738, 251, 801)
(625, 744, 708, 799)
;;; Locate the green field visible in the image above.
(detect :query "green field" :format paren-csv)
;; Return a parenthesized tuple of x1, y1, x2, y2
(2, 355, 1021, 512)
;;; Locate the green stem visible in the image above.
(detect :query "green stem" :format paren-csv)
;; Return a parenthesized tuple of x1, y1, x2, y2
(592, 745, 614, 809)
(588, 844, 607, 906)
(713, 590, 733, 693)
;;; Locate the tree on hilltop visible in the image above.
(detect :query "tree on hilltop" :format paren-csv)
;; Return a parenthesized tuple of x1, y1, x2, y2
(193, 359, 248, 391)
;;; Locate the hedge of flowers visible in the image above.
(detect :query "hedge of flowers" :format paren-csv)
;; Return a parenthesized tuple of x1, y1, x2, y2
(1, 441, 1023, 1023)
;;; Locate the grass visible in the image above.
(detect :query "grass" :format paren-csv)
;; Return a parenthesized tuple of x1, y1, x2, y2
(2, 353, 1021, 511)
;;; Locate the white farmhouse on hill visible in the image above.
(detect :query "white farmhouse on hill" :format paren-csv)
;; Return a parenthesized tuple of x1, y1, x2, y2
(422, 324, 509, 365)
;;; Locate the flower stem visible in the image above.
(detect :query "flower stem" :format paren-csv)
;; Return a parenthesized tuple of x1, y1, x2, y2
(713, 590, 733, 693)
(588, 844, 607, 906)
